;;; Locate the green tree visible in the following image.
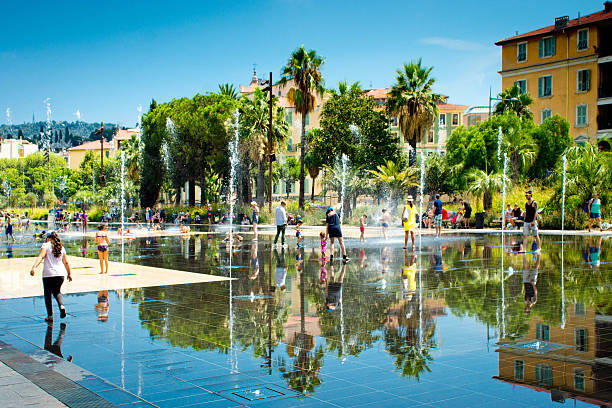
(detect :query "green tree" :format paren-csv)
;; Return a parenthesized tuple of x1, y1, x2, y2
(218, 83, 238, 100)
(387, 60, 444, 165)
(140, 99, 165, 207)
(493, 84, 533, 120)
(467, 169, 507, 211)
(304, 149, 322, 202)
(279, 45, 325, 210)
(279, 157, 301, 198)
(529, 115, 572, 179)
(423, 154, 454, 198)
(313, 81, 401, 170)
(367, 160, 418, 204)
(500, 116, 537, 183)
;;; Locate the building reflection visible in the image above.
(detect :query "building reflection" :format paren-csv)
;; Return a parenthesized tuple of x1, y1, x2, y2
(495, 303, 612, 405)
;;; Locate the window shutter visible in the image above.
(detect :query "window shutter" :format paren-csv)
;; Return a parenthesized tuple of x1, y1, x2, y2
(585, 70, 590, 91)
(538, 77, 543, 97)
(551, 37, 556, 55)
(538, 39, 543, 57)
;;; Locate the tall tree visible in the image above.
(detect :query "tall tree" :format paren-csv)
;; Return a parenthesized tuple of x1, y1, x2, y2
(493, 84, 533, 120)
(218, 83, 239, 100)
(239, 88, 290, 205)
(279, 45, 325, 210)
(387, 59, 444, 166)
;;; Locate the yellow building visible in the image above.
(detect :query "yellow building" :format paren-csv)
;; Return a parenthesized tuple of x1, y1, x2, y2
(495, 3, 612, 148)
(67, 140, 111, 170)
(495, 303, 612, 405)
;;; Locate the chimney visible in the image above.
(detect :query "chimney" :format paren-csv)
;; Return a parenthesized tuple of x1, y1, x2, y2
(606, 1, 612, 12)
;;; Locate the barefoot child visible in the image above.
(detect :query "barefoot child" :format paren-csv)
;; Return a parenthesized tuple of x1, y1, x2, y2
(320, 231, 327, 260)
(295, 220, 303, 248)
(359, 214, 367, 242)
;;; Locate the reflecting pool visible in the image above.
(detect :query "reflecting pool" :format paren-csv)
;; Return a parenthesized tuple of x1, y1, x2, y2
(0, 232, 611, 407)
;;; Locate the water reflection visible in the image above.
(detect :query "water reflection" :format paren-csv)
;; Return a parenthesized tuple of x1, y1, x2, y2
(7, 232, 608, 406)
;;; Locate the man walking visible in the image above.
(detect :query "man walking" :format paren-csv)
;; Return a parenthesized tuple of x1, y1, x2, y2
(274, 201, 287, 247)
(522, 190, 540, 252)
(459, 199, 471, 229)
(433, 194, 443, 237)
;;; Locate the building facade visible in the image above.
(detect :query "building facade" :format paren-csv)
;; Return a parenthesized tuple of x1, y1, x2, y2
(67, 140, 111, 170)
(495, 3, 612, 148)
(0, 138, 38, 160)
(463, 106, 490, 129)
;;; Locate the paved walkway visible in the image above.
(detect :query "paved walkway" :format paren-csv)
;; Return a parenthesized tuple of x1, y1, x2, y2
(0, 362, 67, 408)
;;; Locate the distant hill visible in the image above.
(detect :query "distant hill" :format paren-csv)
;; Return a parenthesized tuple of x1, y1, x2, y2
(0, 121, 118, 151)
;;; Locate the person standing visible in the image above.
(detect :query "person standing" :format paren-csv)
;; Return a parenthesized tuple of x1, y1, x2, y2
(433, 194, 443, 237)
(459, 199, 471, 229)
(588, 192, 602, 232)
(251, 201, 260, 241)
(5, 216, 15, 243)
(381, 209, 390, 240)
(522, 190, 541, 252)
(401, 196, 417, 250)
(95, 224, 110, 274)
(30, 231, 73, 322)
(274, 201, 287, 247)
(81, 210, 87, 233)
(326, 207, 349, 263)
(359, 214, 367, 242)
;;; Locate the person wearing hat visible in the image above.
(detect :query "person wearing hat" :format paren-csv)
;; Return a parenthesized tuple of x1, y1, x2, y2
(325, 207, 349, 263)
(250, 201, 260, 240)
(401, 196, 417, 250)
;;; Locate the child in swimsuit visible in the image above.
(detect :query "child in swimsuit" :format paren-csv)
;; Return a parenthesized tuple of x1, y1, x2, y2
(359, 215, 367, 242)
(295, 220, 303, 248)
(320, 231, 327, 260)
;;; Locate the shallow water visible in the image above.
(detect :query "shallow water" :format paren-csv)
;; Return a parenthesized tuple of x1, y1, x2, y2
(0, 230, 611, 407)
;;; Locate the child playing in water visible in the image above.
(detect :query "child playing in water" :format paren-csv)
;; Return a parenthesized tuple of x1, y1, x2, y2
(295, 220, 303, 248)
(320, 231, 327, 260)
(381, 209, 390, 240)
(359, 215, 367, 242)
(5, 216, 15, 243)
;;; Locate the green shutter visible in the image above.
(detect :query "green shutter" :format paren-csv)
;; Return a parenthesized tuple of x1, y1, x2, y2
(551, 37, 556, 55)
(538, 39, 543, 57)
(585, 70, 590, 91)
(305, 113, 310, 126)
(305, 177, 309, 192)
(538, 77, 543, 97)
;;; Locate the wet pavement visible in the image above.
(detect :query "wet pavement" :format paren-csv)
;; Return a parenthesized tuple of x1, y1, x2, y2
(0, 230, 611, 407)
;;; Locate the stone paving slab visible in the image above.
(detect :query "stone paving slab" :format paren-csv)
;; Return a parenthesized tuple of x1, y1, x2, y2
(0, 256, 232, 299)
(0, 360, 67, 408)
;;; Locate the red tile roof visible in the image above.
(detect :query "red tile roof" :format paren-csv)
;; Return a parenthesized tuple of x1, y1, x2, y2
(496, 9, 612, 45)
(438, 104, 468, 110)
(68, 140, 111, 151)
(363, 88, 390, 99)
(115, 129, 137, 141)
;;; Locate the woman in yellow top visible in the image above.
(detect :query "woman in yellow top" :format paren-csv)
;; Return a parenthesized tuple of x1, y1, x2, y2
(401, 196, 417, 250)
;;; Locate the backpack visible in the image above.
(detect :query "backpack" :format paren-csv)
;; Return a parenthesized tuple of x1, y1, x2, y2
(583, 200, 591, 213)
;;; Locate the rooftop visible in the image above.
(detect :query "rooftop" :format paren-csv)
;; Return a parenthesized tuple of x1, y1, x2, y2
(67, 140, 111, 151)
(114, 128, 138, 141)
(464, 105, 490, 115)
(496, 5, 612, 45)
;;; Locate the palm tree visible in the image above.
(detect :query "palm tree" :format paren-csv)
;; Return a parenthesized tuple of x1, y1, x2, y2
(239, 88, 290, 205)
(563, 143, 611, 204)
(493, 84, 533, 120)
(218, 83, 238, 100)
(279, 45, 325, 210)
(121, 134, 141, 182)
(467, 169, 507, 211)
(387, 60, 444, 165)
(367, 160, 418, 205)
(501, 125, 537, 183)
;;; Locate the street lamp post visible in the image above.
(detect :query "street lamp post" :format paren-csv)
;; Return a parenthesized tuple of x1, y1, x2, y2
(95, 124, 105, 186)
(488, 86, 519, 118)
(260, 73, 274, 212)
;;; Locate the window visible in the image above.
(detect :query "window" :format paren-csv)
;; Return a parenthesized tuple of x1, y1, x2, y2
(273, 182, 279, 194)
(575, 328, 587, 352)
(305, 177, 309, 192)
(541, 109, 552, 123)
(514, 360, 524, 380)
(517, 42, 527, 62)
(538, 36, 556, 57)
(535, 364, 553, 386)
(577, 69, 590, 92)
(514, 79, 527, 94)
(305, 113, 310, 126)
(538, 75, 552, 97)
(577, 29, 588, 51)
(285, 111, 292, 124)
(105, 151, 109, 158)
(285, 181, 293, 194)
(574, 369, 585, 391)
(427, 130, 434, 143)
(576, 105, 587, 127)
(536, 323, 550, 341)
(439, 114, 446, 126)
(277, 90, 282, 97)
(452, 114, 459, 126)
(574, 302, 586, 316)
(287, 139, 293, 152)
(391, 116, 398, 126)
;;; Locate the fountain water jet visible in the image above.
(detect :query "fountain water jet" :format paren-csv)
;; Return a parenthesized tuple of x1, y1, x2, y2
(339, 154, 349, 224)
(227, 109, 240, 373)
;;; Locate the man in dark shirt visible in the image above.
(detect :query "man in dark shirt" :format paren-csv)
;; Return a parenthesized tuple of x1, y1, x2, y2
(433, 194, 443, 237)
(512, 204, 522, 220)
(522, 190, 540, 252)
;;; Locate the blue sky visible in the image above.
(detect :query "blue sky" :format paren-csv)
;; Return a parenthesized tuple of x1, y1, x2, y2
(0, 0, 603, 126)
